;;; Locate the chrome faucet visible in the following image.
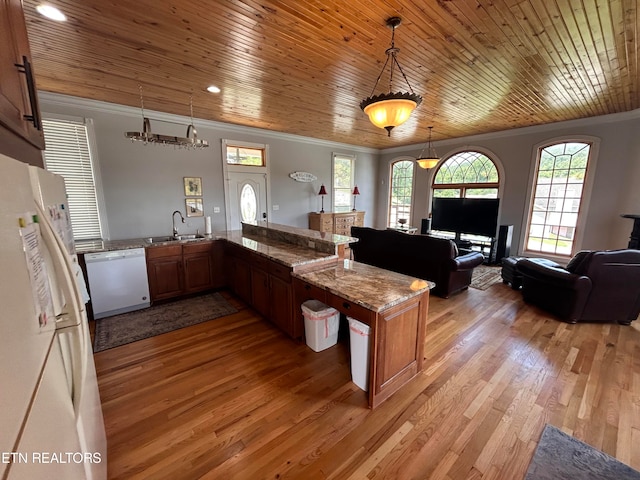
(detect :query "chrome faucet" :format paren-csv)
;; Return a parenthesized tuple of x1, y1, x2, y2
(172, 210, 185, 237)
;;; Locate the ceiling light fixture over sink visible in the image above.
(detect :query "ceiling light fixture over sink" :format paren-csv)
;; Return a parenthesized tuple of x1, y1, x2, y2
(125, 85, 209, 149)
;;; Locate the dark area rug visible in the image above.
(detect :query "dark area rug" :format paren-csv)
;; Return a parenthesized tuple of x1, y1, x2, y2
(526, 424, 640, 480)
(470, 265, 502, 290)
(93, 292, 237, 352)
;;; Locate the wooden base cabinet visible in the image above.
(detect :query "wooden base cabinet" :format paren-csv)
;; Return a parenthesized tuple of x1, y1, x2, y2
(147, 240, 225, 302)
(146, 245, 183, 301)
(294, 277, 429, 409)
(225, 243, 298, 338)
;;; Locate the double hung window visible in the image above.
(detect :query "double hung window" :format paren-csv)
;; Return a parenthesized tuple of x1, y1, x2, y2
(42, 117, 103, 240)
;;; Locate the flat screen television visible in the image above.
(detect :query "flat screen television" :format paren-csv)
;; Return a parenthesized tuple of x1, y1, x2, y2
(431, 197, 500, 238)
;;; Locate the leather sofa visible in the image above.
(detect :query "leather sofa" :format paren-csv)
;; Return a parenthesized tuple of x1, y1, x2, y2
(518, 249, 640, 324)
(349, 227, 485, 298)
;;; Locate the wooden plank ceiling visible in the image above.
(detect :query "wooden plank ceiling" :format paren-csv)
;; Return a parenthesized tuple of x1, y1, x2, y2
(22, 0, 640, 149)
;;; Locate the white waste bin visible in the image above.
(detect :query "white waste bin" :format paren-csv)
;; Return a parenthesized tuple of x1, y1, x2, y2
(348, 317, 371, 391)
(301, 300, 339, 352)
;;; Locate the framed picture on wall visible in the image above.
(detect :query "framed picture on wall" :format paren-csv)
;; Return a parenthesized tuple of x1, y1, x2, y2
(185, 198, 204, 217)
(183, 177, 202, 196)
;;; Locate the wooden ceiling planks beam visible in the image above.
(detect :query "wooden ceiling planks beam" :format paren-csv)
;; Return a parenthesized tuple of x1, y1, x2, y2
(21, 0, 640, 149)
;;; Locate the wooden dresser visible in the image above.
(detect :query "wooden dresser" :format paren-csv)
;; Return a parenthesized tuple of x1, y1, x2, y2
(308, 211, 365, 236)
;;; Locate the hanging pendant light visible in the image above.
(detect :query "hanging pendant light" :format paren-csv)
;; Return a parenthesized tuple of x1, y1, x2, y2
(125, 86, 209, 148)
(416, 126, 440, 169)
(360, 17, 422, 136)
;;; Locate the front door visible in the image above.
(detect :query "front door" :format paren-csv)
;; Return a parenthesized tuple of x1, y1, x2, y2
(226, 172, 268, 230)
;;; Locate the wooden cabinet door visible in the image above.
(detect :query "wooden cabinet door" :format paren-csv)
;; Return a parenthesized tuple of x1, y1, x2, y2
(0, 0, 44, 151)
(147, 257, 183, 301)
(269, 274, 293, 336)
(210, 240, 226, 288)
(230, 257, 252, 304)
(372, 294, 426, 408)
(250, 266, 270, 317)
(183, 253, 213, 294)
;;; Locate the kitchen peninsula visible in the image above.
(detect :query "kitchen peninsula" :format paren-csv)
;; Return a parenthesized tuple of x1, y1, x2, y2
(78, 222, 433, 408)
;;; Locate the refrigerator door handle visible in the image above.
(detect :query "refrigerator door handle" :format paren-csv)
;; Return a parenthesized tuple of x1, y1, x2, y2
(34, 203, 89, 416)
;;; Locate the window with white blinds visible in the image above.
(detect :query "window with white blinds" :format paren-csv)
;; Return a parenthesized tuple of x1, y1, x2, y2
(42, 118, 103, 240)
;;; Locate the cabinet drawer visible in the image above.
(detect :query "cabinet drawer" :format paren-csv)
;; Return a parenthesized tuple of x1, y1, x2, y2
(294, 279, 326, 304)
(325, 293, 372, 324)
(321, 219, 333, 231)
(183, 241, 213, 255)
(269, 260, 292, 283)
(146, 244, 182, 259)
(250, 252, 270, 271)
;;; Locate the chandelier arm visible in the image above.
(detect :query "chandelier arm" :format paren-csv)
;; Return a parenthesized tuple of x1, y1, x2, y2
(367, 54, 392, 98)
(392, 55, 416, 95)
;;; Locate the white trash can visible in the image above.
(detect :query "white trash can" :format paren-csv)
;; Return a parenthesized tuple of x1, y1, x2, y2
(301, 300, 339, 352)
(348, 317, 371, 391)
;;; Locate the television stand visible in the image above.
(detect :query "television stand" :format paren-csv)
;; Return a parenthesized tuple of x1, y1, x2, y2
(455, 238, 493, 264)
(432, 225, 512, 265)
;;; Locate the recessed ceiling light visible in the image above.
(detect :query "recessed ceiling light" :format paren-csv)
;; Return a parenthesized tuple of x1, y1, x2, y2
(36, 4, 67, 21)
(206, 85, 221, 93)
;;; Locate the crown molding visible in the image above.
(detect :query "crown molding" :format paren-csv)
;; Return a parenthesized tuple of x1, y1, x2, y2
(382, 108, 640, 155)
(39, 91, 640, 157)
(37, 91, 379, 155)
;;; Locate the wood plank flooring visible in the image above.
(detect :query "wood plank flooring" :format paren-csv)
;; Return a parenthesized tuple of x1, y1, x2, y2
(93, 283, 640, 479)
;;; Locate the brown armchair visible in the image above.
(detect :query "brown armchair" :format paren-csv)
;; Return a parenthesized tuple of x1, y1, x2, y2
(518, 249, 640, 325)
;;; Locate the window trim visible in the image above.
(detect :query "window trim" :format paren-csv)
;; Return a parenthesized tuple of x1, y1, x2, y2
(331, 152, 355, 213)
(520, 135, 600, 261)
(388, 158, 416, 227)
(41, 113, 109, 240)
(427, 146, 505, 219)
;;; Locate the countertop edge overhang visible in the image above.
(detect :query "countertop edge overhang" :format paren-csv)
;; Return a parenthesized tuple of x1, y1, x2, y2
(292, 260, 435, 313)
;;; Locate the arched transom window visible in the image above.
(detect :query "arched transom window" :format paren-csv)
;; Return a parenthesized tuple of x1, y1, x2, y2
(433, 151, 499, 198)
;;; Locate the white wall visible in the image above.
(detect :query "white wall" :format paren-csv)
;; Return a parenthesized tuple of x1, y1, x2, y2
(39, 92, 640, 251)
(378, 111, 640, 254)
(39, 93, 378, 240)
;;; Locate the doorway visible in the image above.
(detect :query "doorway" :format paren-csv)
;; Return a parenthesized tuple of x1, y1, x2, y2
(225, 171, 268, 230)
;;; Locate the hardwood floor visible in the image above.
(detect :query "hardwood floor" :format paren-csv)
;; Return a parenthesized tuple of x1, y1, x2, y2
(94, 284, 640, 479)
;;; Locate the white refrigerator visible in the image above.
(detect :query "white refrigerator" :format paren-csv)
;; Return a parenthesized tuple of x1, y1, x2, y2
(0, 153, 107, 479)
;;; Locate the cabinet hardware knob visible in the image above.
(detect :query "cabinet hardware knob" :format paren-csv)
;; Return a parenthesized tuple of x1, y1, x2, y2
(343, 302, 350, 309)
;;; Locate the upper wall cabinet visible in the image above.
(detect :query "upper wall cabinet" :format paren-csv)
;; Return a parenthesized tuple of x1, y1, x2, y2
(0, 0, 45, 163)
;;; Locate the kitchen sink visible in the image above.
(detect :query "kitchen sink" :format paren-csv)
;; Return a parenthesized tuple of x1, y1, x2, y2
(146, 236, 177, 243)
(146, 234, 205, 244)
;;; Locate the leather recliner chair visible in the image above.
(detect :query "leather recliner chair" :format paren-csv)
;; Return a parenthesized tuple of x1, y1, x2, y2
(517, 249, 640, 325)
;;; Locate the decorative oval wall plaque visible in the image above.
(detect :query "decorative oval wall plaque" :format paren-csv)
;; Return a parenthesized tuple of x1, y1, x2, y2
(289, 171, 317, 183)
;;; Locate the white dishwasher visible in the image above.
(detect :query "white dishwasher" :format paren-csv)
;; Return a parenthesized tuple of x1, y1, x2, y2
(84, 247, 151, 319)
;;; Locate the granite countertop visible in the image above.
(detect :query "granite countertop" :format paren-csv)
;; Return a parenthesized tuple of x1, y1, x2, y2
(75, 231, 338, 269)
(250, 221, 355, 245)
(74, 234, 223, 254)
(292, 260, 435, 312)
(222, 231, 338, 268)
